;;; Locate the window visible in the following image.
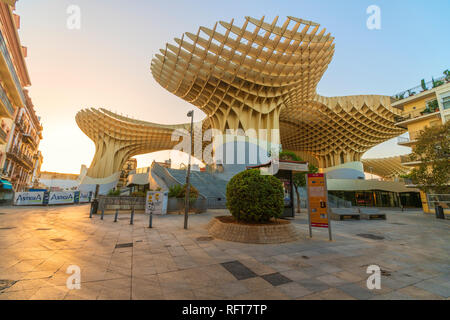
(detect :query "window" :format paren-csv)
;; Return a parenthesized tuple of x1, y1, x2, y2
(443, 96, 450, 110)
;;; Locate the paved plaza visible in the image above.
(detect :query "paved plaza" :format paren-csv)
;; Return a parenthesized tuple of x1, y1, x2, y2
(0, 205, 449, 300)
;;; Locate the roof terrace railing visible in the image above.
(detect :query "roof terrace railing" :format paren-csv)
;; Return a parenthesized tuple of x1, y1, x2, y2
(392, 75, 449, 101)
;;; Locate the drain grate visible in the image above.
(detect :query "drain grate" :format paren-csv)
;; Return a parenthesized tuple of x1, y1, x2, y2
(115, 243, 133, 248)
(0, 227, 16, 230)
(50, 238, 66, 242)
(381, 269, 391, 276)
(357, 233, 384, 240)
(196, 236, 214, 242)
(262, 273, 293, 286)
(221, 261, 258, 280)
(0, 280, 17, 291)
(361, 264, 391, 276)
(36, 228, 52, 231)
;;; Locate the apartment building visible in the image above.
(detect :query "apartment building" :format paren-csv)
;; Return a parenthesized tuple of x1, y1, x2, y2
(393, 75, 450, 213)
(0, 1, 43, 200)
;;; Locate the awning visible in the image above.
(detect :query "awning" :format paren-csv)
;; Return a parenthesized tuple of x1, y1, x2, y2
(0, 179, 13, 190)
(327, 179, 420, 193)
(247, 160, 309, 173)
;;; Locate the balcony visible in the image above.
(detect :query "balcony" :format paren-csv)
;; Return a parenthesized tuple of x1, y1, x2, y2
(6, 146, 34, 171)
(22, 133, 37, 148)
(0, 126, 7, 144)
(395, 106, 441, 128)
(397, 130, 422, 146)
(0, 82, 14, 118)
(400, 154, 421, 166)
(0, 30, 26, 107)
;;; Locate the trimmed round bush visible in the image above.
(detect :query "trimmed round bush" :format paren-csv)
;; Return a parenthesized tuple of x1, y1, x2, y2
(226, 169, 284, 223)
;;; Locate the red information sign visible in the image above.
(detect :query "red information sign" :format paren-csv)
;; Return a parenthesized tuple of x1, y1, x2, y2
(306, 173, 332, 240)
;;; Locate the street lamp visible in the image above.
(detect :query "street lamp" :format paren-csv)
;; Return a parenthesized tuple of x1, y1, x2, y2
(184, 110, 194, 229)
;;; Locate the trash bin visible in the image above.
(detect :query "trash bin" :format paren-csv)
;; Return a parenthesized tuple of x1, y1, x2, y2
(91, 199, 99, 214)
(435, 205, 445, 219)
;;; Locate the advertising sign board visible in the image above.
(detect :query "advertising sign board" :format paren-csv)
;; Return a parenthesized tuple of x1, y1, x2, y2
(145, 191, 168, 215)
(48, 191, 75, 205)
(14, 192, 44, 206)
(78, 191, 91, 203)
(306, 173, 332, 240)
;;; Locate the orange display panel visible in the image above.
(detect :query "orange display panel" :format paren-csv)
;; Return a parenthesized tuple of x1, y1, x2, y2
(307, 173, 329, 229)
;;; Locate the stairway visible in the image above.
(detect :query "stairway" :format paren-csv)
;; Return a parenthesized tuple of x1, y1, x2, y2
(165, 168, 228, 209)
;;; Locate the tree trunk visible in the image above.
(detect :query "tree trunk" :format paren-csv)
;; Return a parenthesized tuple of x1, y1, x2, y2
(294, 185, 301, 213)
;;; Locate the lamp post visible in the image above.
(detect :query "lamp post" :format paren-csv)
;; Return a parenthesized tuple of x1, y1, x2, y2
(184, 110, 194, 229)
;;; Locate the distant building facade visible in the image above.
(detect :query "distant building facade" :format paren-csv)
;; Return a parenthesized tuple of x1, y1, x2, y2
(39, 171, 80, 191)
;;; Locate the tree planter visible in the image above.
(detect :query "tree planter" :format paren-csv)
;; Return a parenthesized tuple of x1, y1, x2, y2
(207, 216, 300, 244)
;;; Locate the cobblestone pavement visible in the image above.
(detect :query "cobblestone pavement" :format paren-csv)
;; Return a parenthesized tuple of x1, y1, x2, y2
(0, 205, 448, 300)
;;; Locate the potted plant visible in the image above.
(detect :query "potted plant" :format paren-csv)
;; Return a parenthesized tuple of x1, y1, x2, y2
(421, 79, 428, 92)
(427, 100, 439, 112)
(444, 69, 450, 82)
(432, 77, 444, 88)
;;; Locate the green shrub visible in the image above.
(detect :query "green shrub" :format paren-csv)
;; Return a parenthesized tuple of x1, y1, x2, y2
(168, 184, 182, 198)
(176, 184, 199, 200)
(107, 189, 121, 196)
(131, 191, 146, 197)
(226, 169, 284, 223)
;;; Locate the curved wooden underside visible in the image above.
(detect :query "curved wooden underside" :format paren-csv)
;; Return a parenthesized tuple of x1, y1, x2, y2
(75, 108, 205, 178)
(361, 156, 411, 180)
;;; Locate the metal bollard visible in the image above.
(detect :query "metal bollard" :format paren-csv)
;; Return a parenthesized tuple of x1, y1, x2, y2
(89, 206, 93, 218)
(114, 209, 119, 222)
(130, 208, 134, 225)
(149, 212, 153, 228)
(101, 208, 104, 220)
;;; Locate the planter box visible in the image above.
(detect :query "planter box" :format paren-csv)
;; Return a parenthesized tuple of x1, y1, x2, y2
(207, 216, 300, 244)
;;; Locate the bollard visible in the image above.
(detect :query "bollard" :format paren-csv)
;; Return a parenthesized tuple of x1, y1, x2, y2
(89, 206, 93, 218)
(101, 208, 104, 220)
(149, 212, 153, 228)
(114, 209, 119, 222)
(130, 208, 134, 225)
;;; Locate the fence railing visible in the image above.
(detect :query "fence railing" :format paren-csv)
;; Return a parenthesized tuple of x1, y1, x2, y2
(397, 131, 422, 144)
(392, 75, 448, 101)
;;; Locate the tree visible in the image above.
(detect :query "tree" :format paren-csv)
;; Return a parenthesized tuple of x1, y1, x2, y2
(409, 122, 450, 194)
(279, 151, 319, 212)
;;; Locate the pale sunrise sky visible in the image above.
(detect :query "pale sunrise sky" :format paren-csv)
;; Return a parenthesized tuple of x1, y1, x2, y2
(13, 0, 450, 173)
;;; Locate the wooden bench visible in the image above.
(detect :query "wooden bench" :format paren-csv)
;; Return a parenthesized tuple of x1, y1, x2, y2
(359, 208, 386, 220)
(330, 208, 360, 221)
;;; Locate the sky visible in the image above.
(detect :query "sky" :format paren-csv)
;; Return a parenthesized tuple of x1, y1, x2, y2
(13, 0, 450, 173)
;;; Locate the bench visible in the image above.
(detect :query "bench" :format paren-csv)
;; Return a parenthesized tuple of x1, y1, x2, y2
(359, 208, 386, 220)
(330, 208, 360, 221)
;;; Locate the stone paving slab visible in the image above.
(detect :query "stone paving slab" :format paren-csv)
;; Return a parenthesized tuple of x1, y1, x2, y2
(0, 205, 448, 300)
